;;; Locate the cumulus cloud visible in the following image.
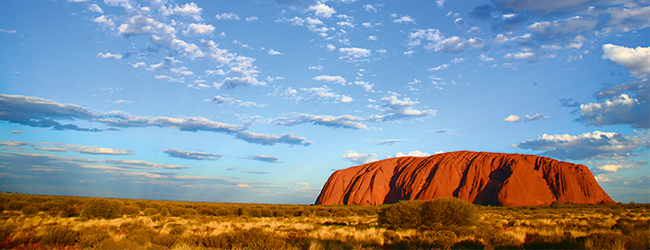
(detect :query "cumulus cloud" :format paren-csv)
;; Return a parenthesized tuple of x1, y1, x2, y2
(395, 150, 431, 157)
(576, 78, 648, 128)
(215, 12, 240, 20)
(504, 115, 521, 122)
(602, 44, 650, 79)
(288, 85, 353, 104)
(313, 75, 345, 85)
(513, 130, 650, 160)
(183, 23, 215, 36)
(268, 49, 283, 55)
(162, 148, 222, 160)
(392, 14, 416, 24)
(526, 113, 549, 121)
(117, 15, 157, 36)
(97, 52, 122, 59)
(241, 155, 282, 163)
(408, 29, 469, 53)
(338, 47, 372, 61)
(342, 151, 377, 164)
(272, 113, 366, 129)
(527, 16, 598, 37)
(308, 2, 336, 18)
(368, 95, 436, 122)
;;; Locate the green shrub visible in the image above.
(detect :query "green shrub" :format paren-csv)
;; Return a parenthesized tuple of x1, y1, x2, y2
(584, 232, 627, 250)
(314, 210, 332, 217)
(152, 233, 177, 247)
(143, 207, 159, 216)
(78, 227, 110, 248)
(170, 207, 192, 217)
(421, 197, 477, 227)
(21, 205, 39, 215)
(160, 207, 170, 217)
(523, 232, 581, 249)
(95, 238, 143, 249)
(488, 233, 522, 249)
(41, 226, 80, 246)
(197, 207, 213, 216)
(452, 239, 486, 249)
(195, 227, 292, 249)
(167, 223, 186, 235)
(213, 207, 232, 216)
(625, 230, 649, 250)
(82, 198, 124, 219)
(6, 201, 28, 211)
(123, 205, 140, 215)
(378, 200, 425, 229)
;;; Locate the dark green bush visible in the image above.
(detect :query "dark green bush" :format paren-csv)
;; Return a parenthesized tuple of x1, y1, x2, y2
(82, 198, 124, 219)
(20, 205, 39, 215)
(123, 205, 140, 215)
(488, 233, 522, 249)
(95, 238, 143, 249)
(167, 223, 186, 235)
(152, 233, 178, 247)
(584, 232, 627, 250)
(78, 227, 110, 248)
(41, 226, 80, 246)
(314, 210, 332, 217)
(6, 201, 28, 211)
(378, 200, 425, 229)
(421, 197, 477, 227)
(143, 207, 159, 216)
(170, 207, 192, 217)
(160, 207, 170, 217)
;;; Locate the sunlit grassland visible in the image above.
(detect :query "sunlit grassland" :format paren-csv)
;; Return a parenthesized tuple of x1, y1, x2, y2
(0, 192, 648, 249)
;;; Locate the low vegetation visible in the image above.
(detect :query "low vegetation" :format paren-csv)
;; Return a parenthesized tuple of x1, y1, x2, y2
(0, 192, 648, 249)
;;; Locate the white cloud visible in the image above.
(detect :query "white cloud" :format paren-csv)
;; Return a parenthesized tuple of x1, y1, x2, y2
(93, 15, 114, 27)
(183, 23, 215, 36)
(245, 16, 258, 22)
(428, 64, 449, 71)
(513, 130, 650, 160)
(313, 75, 345, 85)
(479, 54, 495, 62)
(368, 95, 436, 122)
(505, 52, 535, 59)
(492, 34, 508, 43)
(215, 12, 240, 20)
(504, 115, 521, 122)
(173, 2, 203, 20)
(526, 113, 549, 121)
(162, 148, 222, 160)
(367, 36, 377, 41)
(352, 81, 373, 92)
(408, 29, 467, 53)
(527, 16, 598, 37)
(88, 4, 103, 13)
(393, 15, 415, 24)
(268, 49, 283, 55)
(339, 47, 372, 61)
(602, 44, 650, 79)
(117, 15, 157, 36)
(395, 150, 431, 157)
(308, 2, 336, 19)
(579, 93, 648, 128)
(342, 151, 377, 164)
(97, 52, 122, 59)
(273, 113, 366, 129)
(436, 0, 445, 8)
(205, 95, 266, 108)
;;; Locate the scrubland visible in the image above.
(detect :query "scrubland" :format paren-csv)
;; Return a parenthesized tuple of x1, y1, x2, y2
(0, 192, 648, 249)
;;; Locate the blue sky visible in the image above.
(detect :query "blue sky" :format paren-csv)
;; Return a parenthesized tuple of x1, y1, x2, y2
(0, 0, 648, 204)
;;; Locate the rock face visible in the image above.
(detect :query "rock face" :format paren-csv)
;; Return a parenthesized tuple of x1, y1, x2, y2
(315, 151, 614, 206)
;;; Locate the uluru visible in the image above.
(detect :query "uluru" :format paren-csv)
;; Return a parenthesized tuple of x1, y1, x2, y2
(315, 151, 615, 207)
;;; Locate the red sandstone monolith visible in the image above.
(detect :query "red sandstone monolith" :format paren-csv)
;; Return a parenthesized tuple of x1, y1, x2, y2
(315, 151, 614, 206)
